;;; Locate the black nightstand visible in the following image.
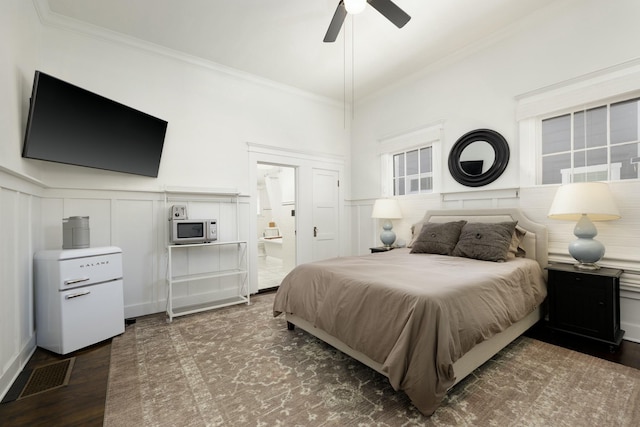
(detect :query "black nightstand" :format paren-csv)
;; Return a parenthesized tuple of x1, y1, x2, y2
(370, 246, 393, 253)
(546, 263, 624, 349)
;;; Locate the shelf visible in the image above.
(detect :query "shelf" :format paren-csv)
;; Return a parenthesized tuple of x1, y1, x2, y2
(168, 296, 249, 320)
(164, 186, 240, 196)
(165, 193, 248, 322)
(168, 240, 246, 249)
(171, 268, 246, 284)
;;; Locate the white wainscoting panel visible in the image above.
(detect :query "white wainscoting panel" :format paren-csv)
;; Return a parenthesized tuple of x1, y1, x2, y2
(115, 199, 162, 317)
(0, 171, 42, 401)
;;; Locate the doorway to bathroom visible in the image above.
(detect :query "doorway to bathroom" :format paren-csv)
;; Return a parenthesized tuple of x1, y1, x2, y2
(256, 163, 296, 291)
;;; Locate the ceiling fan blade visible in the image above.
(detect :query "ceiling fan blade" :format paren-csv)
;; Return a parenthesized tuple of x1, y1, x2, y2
(368, 0, 411, 28)
(323, 1, 347, 42)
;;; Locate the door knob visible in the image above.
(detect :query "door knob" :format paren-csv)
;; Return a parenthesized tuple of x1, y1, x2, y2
(313, 226, 318, 237)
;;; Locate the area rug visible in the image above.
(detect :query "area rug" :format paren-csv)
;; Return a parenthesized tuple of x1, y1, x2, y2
(104, 293, 640, 426)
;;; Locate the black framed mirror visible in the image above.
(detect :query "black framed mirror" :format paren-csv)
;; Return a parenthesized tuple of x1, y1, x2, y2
(448, 129, 510, 187)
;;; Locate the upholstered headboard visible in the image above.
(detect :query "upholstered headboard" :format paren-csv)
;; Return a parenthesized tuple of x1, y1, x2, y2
(418, 208, 548, 269)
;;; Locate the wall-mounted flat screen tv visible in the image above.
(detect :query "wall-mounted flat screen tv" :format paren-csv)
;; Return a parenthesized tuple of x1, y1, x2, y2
(22, 71, 168, 177)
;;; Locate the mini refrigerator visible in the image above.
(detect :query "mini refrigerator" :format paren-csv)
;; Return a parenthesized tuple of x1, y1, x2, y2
(34, 246, 125, 354)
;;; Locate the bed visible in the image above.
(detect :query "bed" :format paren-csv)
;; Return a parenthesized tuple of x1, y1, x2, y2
(273, 208, 548, 415)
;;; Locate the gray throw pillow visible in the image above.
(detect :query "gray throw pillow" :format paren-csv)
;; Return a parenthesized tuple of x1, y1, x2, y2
(452, 221, 518, 262)
(410, 221, 467, 255)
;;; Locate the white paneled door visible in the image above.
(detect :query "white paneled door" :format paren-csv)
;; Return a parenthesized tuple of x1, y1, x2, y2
(312, 168, 340, 262)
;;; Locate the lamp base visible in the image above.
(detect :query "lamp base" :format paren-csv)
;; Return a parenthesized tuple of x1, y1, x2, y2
(568, 215, 606, 269)
(574, 262, 601, 271)
(379, 220, 396, 248)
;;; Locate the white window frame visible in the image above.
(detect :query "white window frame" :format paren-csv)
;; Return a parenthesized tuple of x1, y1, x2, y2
(560, 163, 622, 184)
(540, 100, 640, 184)
(377, 123, 443, 197)
(517, 59, 640, 187)
(391, 147, 434, 196)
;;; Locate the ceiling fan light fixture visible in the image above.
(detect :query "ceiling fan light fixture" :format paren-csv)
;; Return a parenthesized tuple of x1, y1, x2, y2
(324, 0, 410, 43)
(344, 0, 367, 15)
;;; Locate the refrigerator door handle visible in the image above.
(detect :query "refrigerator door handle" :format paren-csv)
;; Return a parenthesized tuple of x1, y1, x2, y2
(65, 291, 91, 300)
(64, 277, 90, 286)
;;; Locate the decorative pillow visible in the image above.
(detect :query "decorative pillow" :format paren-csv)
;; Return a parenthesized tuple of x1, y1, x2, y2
(410, 221, 467, 255)
(507, 226, 527, 259)
(452, 221, 518, 262)
(408, 221, 426, 248)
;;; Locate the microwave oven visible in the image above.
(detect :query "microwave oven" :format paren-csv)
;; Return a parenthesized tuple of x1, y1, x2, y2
(170, 219, 217, 244)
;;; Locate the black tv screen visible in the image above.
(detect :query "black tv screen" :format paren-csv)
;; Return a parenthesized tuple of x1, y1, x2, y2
(22, 71, 168, 177)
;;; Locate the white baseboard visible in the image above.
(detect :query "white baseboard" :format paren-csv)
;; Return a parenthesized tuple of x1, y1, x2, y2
(0, 334, 37, 402)
(621, 322, 640, 344)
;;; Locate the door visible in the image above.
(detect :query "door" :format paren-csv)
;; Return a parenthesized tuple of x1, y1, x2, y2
(59, 280, 125, 354)
(312, 168, 340, 261)
(256, 163, 297, 290)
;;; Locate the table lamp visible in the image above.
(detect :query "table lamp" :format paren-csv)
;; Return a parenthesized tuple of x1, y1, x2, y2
(371, 198, 402, 247)
(548, 182, 620, 270)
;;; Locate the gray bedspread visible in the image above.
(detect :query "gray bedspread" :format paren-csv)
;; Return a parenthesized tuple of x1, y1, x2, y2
(273, 248, 546, 415)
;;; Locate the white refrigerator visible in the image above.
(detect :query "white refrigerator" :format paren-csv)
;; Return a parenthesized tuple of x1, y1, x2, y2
(34, 246, 125, 355)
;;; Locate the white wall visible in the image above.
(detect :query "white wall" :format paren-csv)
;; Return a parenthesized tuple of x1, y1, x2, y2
(0, 0, 41, 179)
(351, 0, 640, 199)
(32, 18, 350, 193)
(0, 0, 43, 402)
(349, 0, 640, 341)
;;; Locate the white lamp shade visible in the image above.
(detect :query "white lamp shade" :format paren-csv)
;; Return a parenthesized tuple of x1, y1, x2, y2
(371, 199, 402, 219)
(548, 182, 620, 221)
(344, 0, 367, 14)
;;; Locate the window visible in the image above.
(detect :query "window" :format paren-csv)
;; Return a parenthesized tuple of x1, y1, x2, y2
(378, 122, 442, 196)
(541, 98, 640, 184)
(392, 146, 433, 195)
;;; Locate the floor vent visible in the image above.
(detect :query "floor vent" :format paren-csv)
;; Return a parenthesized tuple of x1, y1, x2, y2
(18, 357, 75, 400)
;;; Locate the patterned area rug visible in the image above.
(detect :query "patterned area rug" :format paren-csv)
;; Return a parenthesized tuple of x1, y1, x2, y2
(104, 293, 640, 426)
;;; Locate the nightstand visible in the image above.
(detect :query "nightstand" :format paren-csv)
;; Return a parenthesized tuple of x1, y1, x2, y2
(370, 246, 393, 253)
(546, 263, 624, 349)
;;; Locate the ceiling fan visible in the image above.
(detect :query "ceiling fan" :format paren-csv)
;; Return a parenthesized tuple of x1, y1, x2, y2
(323, 0, 411, 43)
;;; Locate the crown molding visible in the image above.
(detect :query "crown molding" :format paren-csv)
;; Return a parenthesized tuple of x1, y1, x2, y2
(31, 0, 343, 108)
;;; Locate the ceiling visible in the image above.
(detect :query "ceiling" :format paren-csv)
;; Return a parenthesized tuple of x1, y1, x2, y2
(44, 0, 556, 102)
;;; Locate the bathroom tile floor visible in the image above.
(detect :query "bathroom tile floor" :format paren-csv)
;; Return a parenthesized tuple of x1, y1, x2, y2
(257, 255, 289, 290)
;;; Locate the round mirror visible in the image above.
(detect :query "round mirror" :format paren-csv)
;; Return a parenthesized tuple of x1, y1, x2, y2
(448, 129, 509, 187)
(459, 141, 495, 175)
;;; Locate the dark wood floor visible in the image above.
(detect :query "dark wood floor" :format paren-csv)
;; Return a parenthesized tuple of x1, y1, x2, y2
(0, 340, 111, 427)
(524, 321, 640, 370)
(1, 323, 638, 426)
